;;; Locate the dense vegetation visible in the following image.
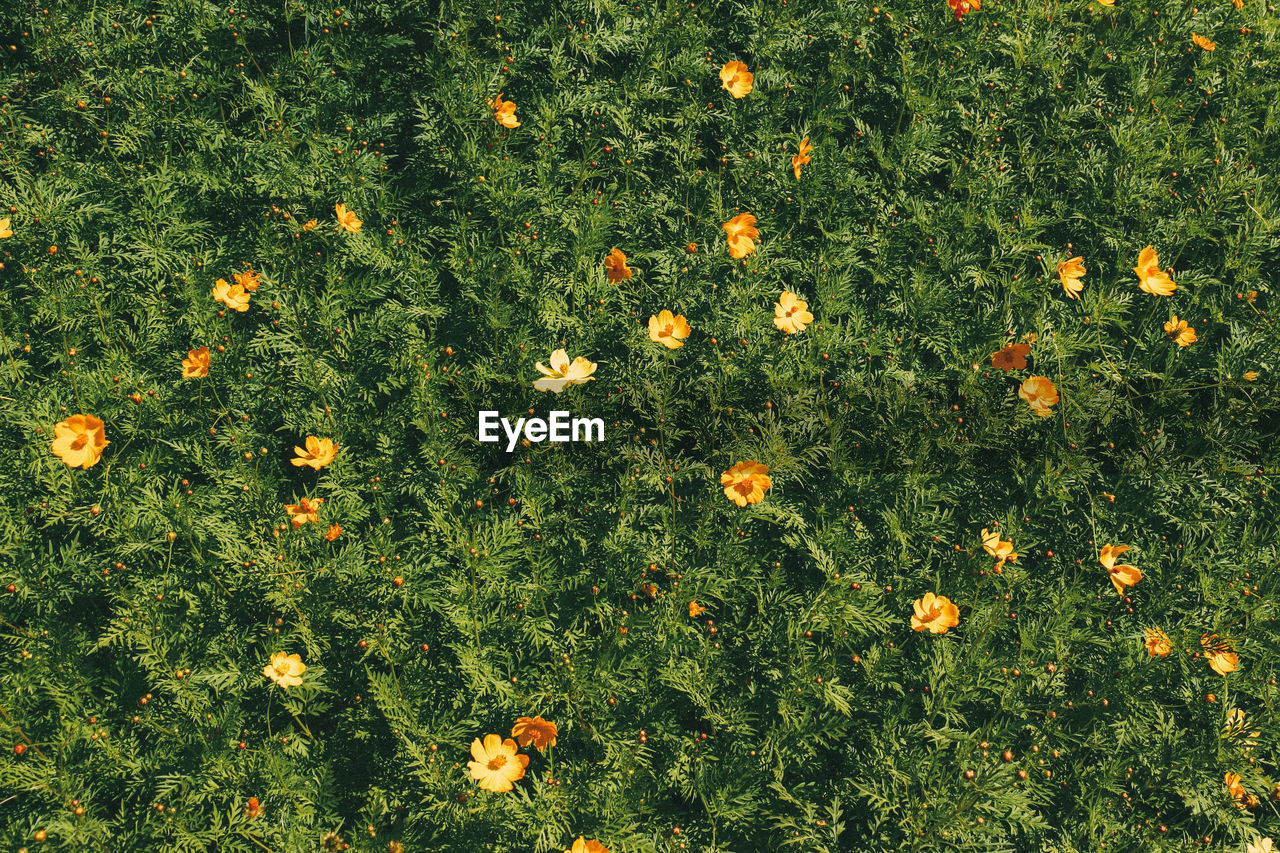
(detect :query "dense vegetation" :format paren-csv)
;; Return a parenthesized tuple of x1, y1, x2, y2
(2, 0, 1278, 850)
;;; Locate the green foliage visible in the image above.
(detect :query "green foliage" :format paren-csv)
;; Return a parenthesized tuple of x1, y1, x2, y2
(1, 0, 1278, 850)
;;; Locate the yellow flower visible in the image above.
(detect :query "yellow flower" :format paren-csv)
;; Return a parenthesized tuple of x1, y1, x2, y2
(1244, 371, 1259, 381)
(1192, 32, 1217, 50)
(303, 219, 318, 232)
(570, 839, 610, 853)
(262, 652, 306, 689)
(1246, 839, 1273, 853)
(604, 248, 632, 283)
(721, 461, 771, 506)
(1099, 543, 1141, 594)
(1164, 315, 1197, 346)
(980, 528, 1017, 572)
(334, 202, 362, 234)
(181, 346, 210, 378)
(233, 269, 261, 292)
(284, 496, 324, 528)
(719, 60, 754, 98)
(648, 310, 691, 349)
(511, 716, 558, 751)
(490, 93, 520, 128)
(773, 291, 814, 334)
(1018, 376, 1059, 417)
(910, 592, 960, 634)
(0, 217, 11, 238)
(291, 436, 339, 470)
(50, 414, 109, 469)
(722, 212, 759, 259)
(1144, 627, 1171, 657)
(1095, 0, 1115, 6)
(1134, 246, 1177, 295)
(688, 600, 706, 617)
(325, 524, 342, 541)
(212, 278, 250, 312)
(1058, 256, 1086, 299)
(1201, 634, 1240, 675)
(533, 349, 597, 393)
(468, 734, 529, 792)
(792, 137, 812, 179)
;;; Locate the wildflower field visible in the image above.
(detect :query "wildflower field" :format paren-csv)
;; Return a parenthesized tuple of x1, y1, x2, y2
(2, 0, 1280, 850)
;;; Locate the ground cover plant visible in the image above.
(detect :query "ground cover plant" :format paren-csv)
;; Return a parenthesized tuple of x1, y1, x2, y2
(1, 0, 1279, 850)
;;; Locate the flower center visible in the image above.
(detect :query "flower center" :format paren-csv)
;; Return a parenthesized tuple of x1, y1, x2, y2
(487, 755, 508, 771)
(70, 435, 88, 451)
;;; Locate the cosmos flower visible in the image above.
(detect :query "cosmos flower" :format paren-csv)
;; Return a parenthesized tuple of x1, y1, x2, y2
(1144, 627, 1171, 657)
(490, 93, 520, 128)
(181, 347, 210, 378)
(1164, 315, 1197, 346)
(51, 414, 109, 469)
(911, 592, 960, 634)
(604, 248, 632, 283)
(468, 734, 529, 792)
(773, 291, 814, 334)
(1192, 33, 1216, 50)
(792, 137, 812, 179)
(648, 310, 691, 349)
(1018, 376, 1059, 417)
(991, 343, 1030, 371)
(723, 212, 759, 259)
(1058, 257, 1086, 299)
(721, 461, 771, 506)
(213, 278, 250, 312)
(1099, 544, 1141, 595)
(719, 61, 754, 98)
(533, 349, 597, 393)
(284, 496, 324, 528)
(291, 436, 339, 470)
(262, 652, 306, 689)
(511, 716, 558, 751)
(1134, 246, 1177, 295)
(334, 203, 362, 234)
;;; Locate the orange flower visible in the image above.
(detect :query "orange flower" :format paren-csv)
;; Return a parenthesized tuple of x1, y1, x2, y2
(0, 217, 12, 238)
(1224, 772, 1256, 808)
(1099, 543, 1141, 594)
(991, 342, 1030, 371)
(1192, 32, 1216, 50)
(1134, 246, 1177, 295)
(511, 715, 558, 751)
(719, 60, 754, 98)
(262, 651, 306, 689)
(233, 269, 261, 292)
(648, 310, 691, 349)
(291, 436, 339, 470)
(334, 202, 362, 234)
(946, 0, 980, 20)
(721, 461, 772, 507)
(1018, 376, 1059, 417)
(245, 797, 262, 819)
(688, 600, 706, 617)
(181, 346, 210, 378)
(1201, 634, 1240, 675)
(773, 291, 814, 334)
(490, 93, 520, 128)
(284, 496, 324, 528)
(1164, 315, 1197, 346)
(641, 583, 658, 598)
(604, 248, 632, 283)
(1144, 627, 1171, 657)
(1244, 371, 1260, 381)
(212, 278, 250, 312)
(302, 219, 318, 232)
(910, 592, 960, 634)
(1058, 256, 1085, 299)
(723, 212, 759, 258)
(570, 839, 610, 853)
(325, 524, 342, 541)
(468, 734, 529, 792)
(50, 414, 109, 469)
(792, 137, 812, 179)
